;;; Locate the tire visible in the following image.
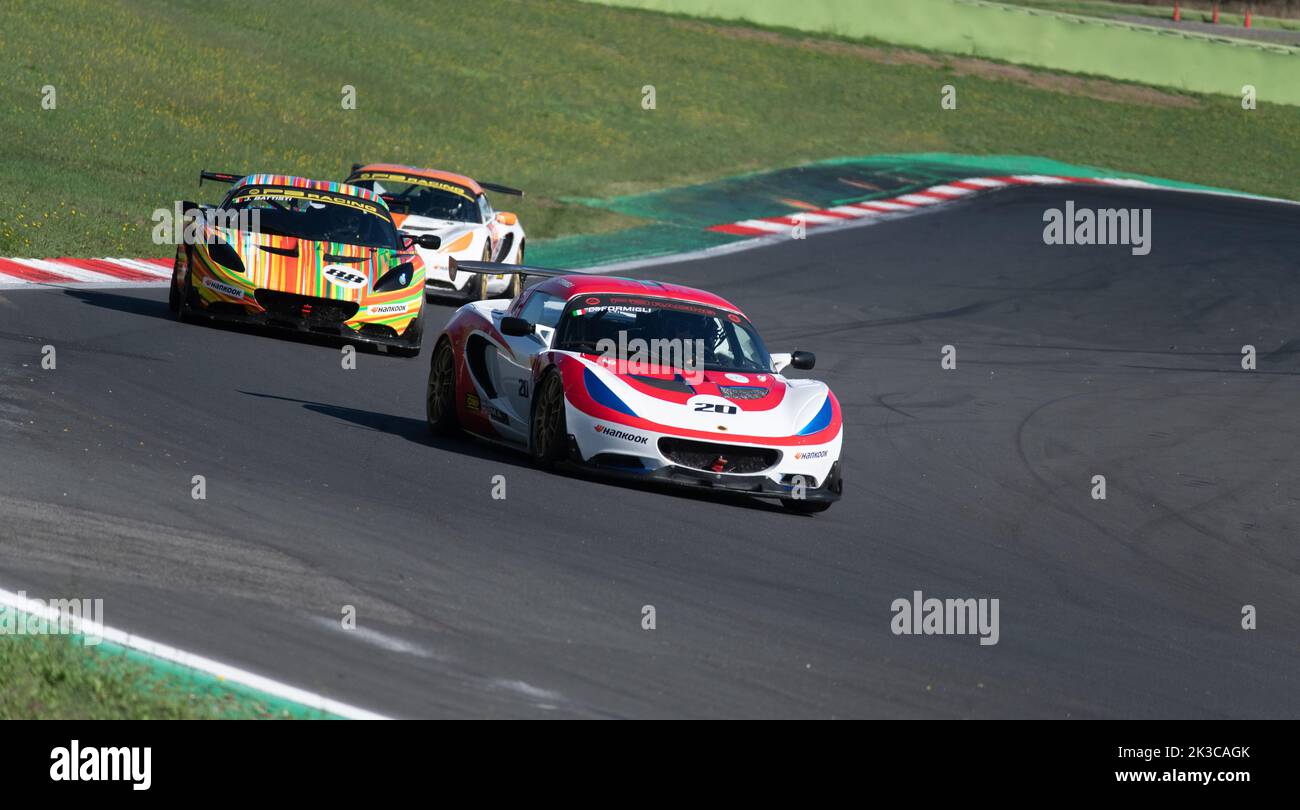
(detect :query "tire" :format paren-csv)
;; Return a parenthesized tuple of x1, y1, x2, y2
(426, 338, 460, 435)
(173, 247, 196, 321)
(529, 368, 569, 468)
(504, 240, 524, 300)
(167, 247, 183, 313)
(470, 242, 492, 301)
(781, 497, 832, 514)
(504, 272, 522, 301)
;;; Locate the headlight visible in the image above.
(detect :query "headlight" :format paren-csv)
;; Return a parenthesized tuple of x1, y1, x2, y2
(373, 261, 416, 292)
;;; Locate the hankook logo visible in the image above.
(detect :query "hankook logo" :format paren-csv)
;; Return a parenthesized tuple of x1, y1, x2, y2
(202, 277, 244, 299)
(595, 424, 649, 444)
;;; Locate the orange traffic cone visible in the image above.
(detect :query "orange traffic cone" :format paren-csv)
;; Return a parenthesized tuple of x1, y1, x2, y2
(1173, 1, 1181, 22)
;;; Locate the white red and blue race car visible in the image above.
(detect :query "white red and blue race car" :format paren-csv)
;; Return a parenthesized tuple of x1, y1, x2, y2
(425, 260, 843, 512)
(345, 163, 526, 301)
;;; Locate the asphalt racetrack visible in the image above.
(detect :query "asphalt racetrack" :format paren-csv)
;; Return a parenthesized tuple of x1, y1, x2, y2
(2, 185, 1297, 718)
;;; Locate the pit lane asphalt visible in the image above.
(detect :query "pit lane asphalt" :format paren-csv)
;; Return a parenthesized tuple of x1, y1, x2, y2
(2, 184, 1297, 718)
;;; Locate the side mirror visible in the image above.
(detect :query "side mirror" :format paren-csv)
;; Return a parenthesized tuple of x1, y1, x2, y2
(400, 232, 441, 251)
(791, 351, 816, 370)
(495, 211, 518, 226)
(501, 316, 534, 337)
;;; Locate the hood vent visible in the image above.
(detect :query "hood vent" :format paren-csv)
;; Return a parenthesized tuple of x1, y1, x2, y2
(718, 385, 768, 400)
(629, 374, 695, 395)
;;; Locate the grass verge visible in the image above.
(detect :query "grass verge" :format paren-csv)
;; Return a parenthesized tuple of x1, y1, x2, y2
(0, 632, 329, 719)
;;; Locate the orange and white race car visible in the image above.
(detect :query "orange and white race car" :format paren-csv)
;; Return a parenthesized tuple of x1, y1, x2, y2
(345, 163, 526, 301)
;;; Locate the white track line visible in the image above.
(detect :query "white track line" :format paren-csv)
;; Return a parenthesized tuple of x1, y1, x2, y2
(0, 585, 390, 720)
(923, 184, 977, 197)
(731, 219, 790, 233)
(960, 177, 1009, 187)
(893, 194, 945, 205)
(1010, 174, 1069, 184)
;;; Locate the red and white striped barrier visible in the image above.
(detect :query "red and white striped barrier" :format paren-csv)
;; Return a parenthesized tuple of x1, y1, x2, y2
(706, 175, 1159, 237)
(0, 257, 173, 287)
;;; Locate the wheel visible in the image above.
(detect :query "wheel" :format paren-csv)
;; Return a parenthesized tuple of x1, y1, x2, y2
(426, 338, 460, 435)
(172, 247, 196, 321)
(470, 242, 492, 300)
(503, 240, 524, 300)
(167, 247, 183, 313)
(781, 497, 832, 514)
(504, 272, 522, 301)
(529, 368, 569, 468)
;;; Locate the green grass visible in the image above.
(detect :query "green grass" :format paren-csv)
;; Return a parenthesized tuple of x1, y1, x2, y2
(1, 0, 1298, 257)
(0, 633, 316, 719)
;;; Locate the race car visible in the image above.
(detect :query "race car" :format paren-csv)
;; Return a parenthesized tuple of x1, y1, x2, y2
(425, 260, 843, 512)
(344, 163, 526, 301)
(168, 172, 432, 356)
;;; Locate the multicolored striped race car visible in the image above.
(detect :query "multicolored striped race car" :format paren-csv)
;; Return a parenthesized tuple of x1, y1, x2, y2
(425, 260, 844, 512)
(169, 172, 433, 356)
(344, 163, 526, 301)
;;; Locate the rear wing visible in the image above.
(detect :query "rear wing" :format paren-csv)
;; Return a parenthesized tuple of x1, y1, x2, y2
(480, 181, 523, 197)
(199, 170, 246, 186)
(346, 163, 523, 197)
(448, 259, 575, 283)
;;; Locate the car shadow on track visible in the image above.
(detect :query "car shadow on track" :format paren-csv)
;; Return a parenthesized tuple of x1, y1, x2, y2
(64, 288, 423, 358)
(237, 390, 533, 469)
(564, 469, 796, 515)
(238, 391, 799, 514)
(63, 287, 173, 321)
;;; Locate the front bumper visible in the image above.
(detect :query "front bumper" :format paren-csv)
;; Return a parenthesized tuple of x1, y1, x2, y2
(572, 454, 844, 503)
(563, 403, 843, 504)
(187, 288, 420, 350)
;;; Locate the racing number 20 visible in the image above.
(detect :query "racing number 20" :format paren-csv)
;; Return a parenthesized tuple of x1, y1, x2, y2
(695, 403, 738, 415)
